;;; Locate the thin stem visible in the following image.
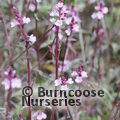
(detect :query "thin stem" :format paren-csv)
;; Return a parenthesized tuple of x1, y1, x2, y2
(67, 106, 73, 120)
(88, 21, 100, 80)
(25, 42, 31, 120)
(35, 0, 38, 39)
(50, 28, 59, 120)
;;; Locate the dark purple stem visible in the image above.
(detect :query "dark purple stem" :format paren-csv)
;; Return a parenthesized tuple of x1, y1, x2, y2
(50, 28, 59, 120)
(67, 106, 73, 120)
(25, 42, 31, 120)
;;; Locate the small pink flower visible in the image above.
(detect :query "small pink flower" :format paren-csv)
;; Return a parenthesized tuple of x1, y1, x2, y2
(94, 28, 104, 36)
(1, 78, 10, 90)
(97, 12, 104, 19)
(66, 78, 74, 84)
(91, 12, 97, 19)
(71, 71, 78, 76)
(55, 20, 63, 27)
(75, 76, 83, 83)
(91, 12, 103, 20)
(102, 7, 108, 14)
(54, 78, 62, 86)
(65, 17, 72, 25)
(81, 71, 88, 78)
(73, 24, 79, 32)
(11, 78, 22, 89)
(37, 0, 41, 3)
(4, 69, 16, 78)
(29, 4, 35, 12)
(58, 32, 63, 40)
(65, 28, 71, 36)
(29, 34, 36, 44)
(71, 67, 88, 83)
(50, 10, 59, 16)
(73, 16, 81, 23)
(50, 18, 56, 24)
(54, 77, 74, 90)
(22, 16, 31, 24)
(33, 112, 47, 120)
(2, 78, 22, 90)
(55, 2, 64, 9)
(10, 19, 20, 27)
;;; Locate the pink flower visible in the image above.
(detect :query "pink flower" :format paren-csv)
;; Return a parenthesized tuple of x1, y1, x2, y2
(73, 16, 81, 23)
(91, 1, 108, 20)
(102, 7, 108, 14)
(54, 77, 74, 90)
(73, 24, 79, 32)
(54, 78, 62, 86)
(55, 2, 64, 9)
(91, 12, 97, 19)
(81, 71, 88, 78)
(55, 20, 63, 27)
(91, 12, 103, 20)
(71, 67, 88, 83)
(2, 78, 22, 90)
(66, 78, 74, 84)
(22, 16, 31, 24)
(50, 18, 56, 24)
(11, 19, 20, 27)
(75, 76, 83, 83)
(11, 17, 30, 28)
(58, 32, 63, 40)
(37, 0, 41, 3)
(50, 10, 59, 16)
(11, 78, 22, 89)
(29, 4, 35, 12)
(4, 69, 16, 78)
(71, 71, 78, 76)
(1, 78, 10, 90)
(65, 17, 72, 25)
(94, 28, 104, 36)
(33, 112, 47, 120)
(29, 34, 36, 44)
(65, 28, 71, 36)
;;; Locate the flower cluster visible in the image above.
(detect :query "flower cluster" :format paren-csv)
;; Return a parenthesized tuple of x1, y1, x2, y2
(2, 69, 22, 90)
(32, 112, 47, 120)
(55, 76, 74, 90)
(11, 16, 31, 28)
(50, 1, 81, 38)
(10, 13, 36, 44)
(71, 66, 88, 83)
(91, 0, 108, 20)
